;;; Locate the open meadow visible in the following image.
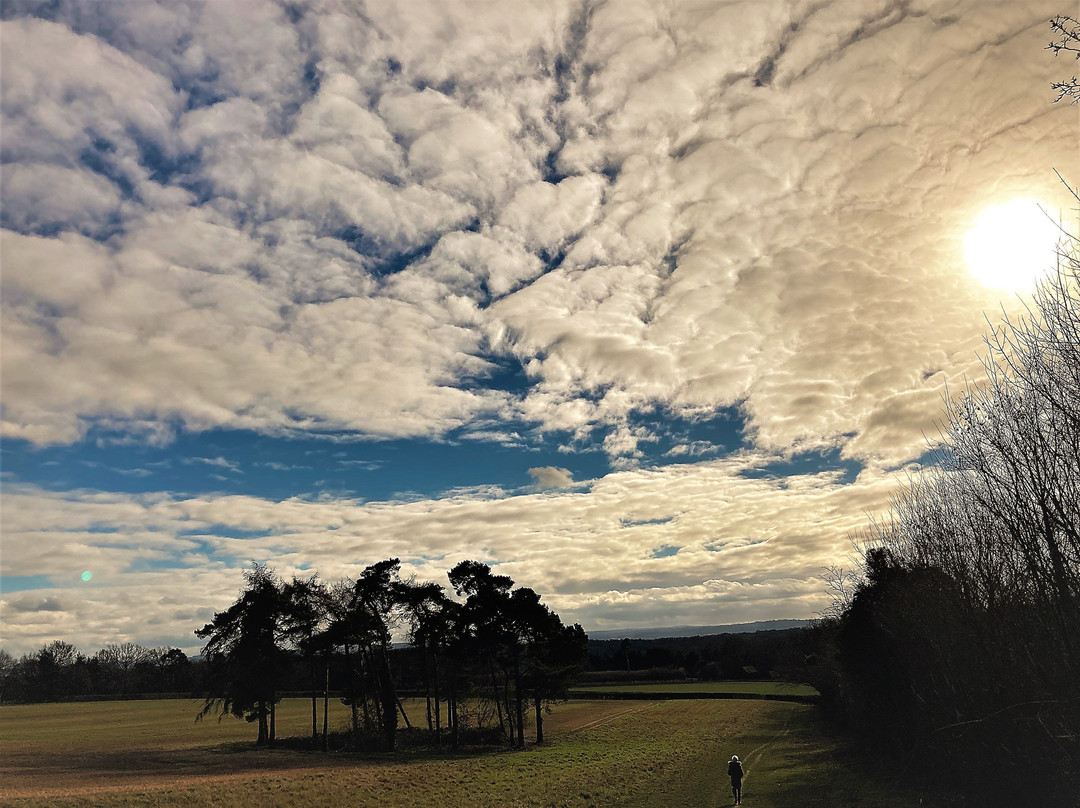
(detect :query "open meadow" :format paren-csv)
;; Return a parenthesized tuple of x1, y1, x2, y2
(570, 681, 819, 697)
(0, 696, 945, 808)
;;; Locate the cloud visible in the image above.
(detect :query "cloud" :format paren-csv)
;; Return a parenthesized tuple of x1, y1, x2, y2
(1, 0, 1075, 467)
(527, 466, 575, 489)
(6, 595, 66, 613)
(182, 456, 242, 474)
(0, 0, 1077, 654)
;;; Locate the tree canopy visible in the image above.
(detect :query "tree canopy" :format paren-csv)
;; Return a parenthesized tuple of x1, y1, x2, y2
(193, 558, 587, 751)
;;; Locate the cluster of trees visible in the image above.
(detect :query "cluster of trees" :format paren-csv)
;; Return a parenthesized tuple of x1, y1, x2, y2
(0, 641, 195, 702)
(808, 219, 1080, 805)
(195, 559, 587, 752)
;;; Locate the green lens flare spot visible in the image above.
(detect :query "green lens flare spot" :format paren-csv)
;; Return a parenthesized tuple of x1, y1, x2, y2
(81, 571, 93, 582)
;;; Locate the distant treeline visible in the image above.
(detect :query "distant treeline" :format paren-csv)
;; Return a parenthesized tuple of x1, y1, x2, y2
(1, 626, 814, 709)
(0, 641, 198, 703)
(797, 246, 1080, 805)
(586, 629, 812, 682)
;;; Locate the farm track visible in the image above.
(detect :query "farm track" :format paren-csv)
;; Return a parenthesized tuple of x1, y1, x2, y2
(567, 701, 659, 732)
(739, 695, 797, 790)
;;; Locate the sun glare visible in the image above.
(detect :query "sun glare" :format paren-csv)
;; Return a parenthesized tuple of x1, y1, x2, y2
(964, 198, 1061, 291)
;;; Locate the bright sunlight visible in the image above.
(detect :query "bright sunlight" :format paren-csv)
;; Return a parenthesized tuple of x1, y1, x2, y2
(964, 198, 1061, 291)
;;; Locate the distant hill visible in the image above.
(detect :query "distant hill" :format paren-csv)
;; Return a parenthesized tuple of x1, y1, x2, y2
(585, 619, 811, 641)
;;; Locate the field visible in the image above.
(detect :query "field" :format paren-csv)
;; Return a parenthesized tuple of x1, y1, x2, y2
(0, 696, 941, 807)
(571, 681, 819, 697)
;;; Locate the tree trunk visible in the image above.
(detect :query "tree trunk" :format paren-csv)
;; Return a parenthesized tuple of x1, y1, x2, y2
(423, 641, 433, 732)
(449, 658, 459, 752)
(257, 699, 268, 746)
(396, 695, 412, 728)
(491, 662, 507, 739)
(344, 644, 359, 740)
(514, 657, 525, 748)
(310, 656, 318, 742)
(534, 692, 544, 744)
(322, 654, 329, 752)
(432, 647, 442, 743)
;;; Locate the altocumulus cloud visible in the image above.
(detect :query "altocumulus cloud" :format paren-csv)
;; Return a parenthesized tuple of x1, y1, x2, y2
(0, 0, 1076, 652)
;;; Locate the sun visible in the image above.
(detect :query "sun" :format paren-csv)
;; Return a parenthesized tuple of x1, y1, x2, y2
(964, 199, 1061, 291)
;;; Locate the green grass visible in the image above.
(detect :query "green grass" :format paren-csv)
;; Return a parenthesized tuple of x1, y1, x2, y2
(0, 698, 355, 751)
(572, 680, 819, 697)
(0, 697, 945, 807)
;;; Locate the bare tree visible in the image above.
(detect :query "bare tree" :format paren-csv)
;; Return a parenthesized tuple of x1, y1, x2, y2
(841, 209, 1080, 805)
(95, 642, 154, 694)
(1048, 15, 1080, 103)
(819, 564, 862, 620)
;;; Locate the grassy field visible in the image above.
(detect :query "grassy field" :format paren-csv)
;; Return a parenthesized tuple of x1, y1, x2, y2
(571, 681, 819, 697)
(0, 697, 944, 807)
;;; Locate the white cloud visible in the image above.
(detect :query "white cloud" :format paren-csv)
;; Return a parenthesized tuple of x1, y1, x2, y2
(1, 1, 1075, 464)
(527, 466, 575, 489)
(1, 0, 1077, 652)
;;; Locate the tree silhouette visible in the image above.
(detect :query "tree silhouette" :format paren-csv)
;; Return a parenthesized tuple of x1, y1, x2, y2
(398, 579, 456, 744)
(195, 564, 287, 746)
(510, 586, 587, 744)
(280, 573, 331, 746)
(328, 559, 410, 750)
(449, 560, 587, 746)
(450, 560, 519, 742)
(839, 224, 1080, 805)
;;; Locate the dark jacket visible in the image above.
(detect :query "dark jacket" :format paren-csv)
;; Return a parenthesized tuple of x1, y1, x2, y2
(728, 760, 744, 781)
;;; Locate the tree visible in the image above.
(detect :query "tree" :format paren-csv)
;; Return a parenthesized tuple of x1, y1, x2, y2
(195, 564, 288, 746)
(398, 579, 456, 744)
(0, 650, 16, 702)
(509, 587, 587, 744)
(158, 648, 192, 693)
(449, 561, 587, 746)
(1048, 15, 1080, 103)
(839, 219, 1080, 805)
(280, 574, 331, 746)
(94, 642, 154, 694)
(328, 559, 410, 751)
(30, 641, 86, 700)
(449, 560, 519, 743)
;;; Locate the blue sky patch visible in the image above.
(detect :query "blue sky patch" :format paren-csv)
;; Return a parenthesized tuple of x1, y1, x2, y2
(0, 405, 862, 505)
(0, 574, 56, 594)
(738, 445, 863, 485)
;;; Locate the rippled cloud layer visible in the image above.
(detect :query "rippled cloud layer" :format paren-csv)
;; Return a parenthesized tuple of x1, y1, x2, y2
(1, 0, 1075, 653)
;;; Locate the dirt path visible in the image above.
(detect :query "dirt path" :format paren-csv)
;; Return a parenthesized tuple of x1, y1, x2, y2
(570, 702, 659, 732)
(726, 701, 797, 800)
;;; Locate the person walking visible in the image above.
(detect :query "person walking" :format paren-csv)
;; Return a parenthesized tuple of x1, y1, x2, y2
(727, 754, 744, 805)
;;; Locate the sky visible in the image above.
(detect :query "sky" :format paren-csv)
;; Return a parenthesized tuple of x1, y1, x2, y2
(1, 0, 1077, 657)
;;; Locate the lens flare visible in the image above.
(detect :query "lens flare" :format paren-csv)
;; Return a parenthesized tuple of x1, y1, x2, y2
(81, 570, 93, 582)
